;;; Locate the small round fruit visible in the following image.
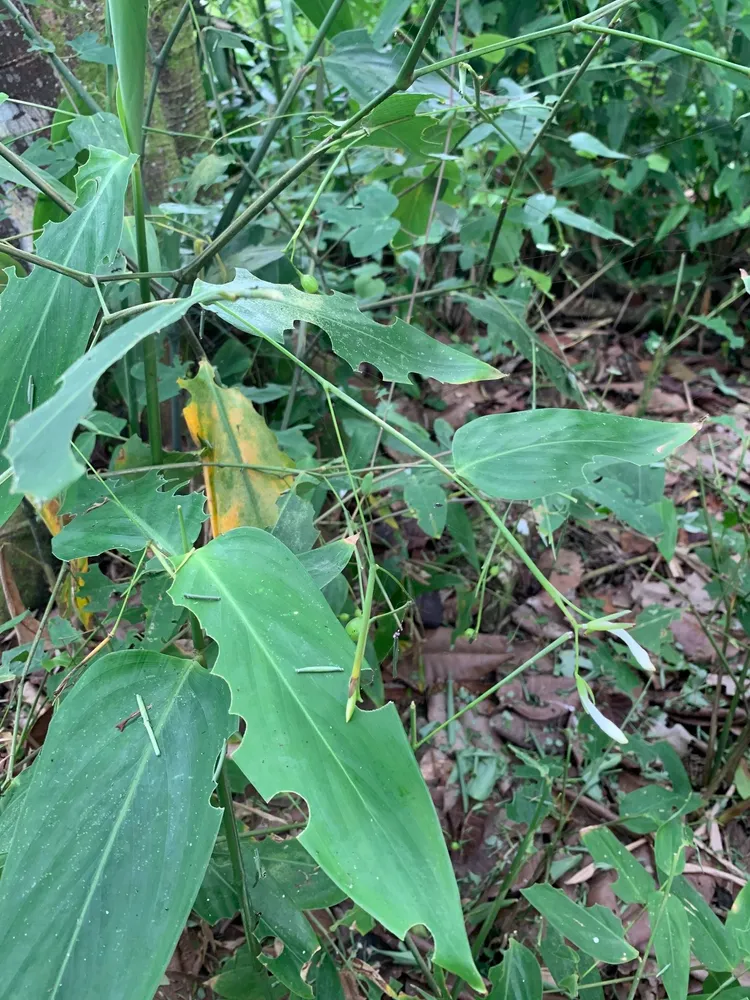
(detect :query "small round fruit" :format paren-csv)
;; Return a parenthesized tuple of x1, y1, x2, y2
(300, 273, 319, 294)
(345, 615, 365, 641)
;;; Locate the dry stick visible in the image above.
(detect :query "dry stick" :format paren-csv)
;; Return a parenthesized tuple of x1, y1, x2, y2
(532, 254, 623, 330)
(0, 0, 101, 114)
(479, 19, 619, 288)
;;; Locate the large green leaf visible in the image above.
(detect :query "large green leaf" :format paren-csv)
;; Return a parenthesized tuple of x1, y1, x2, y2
(453, 409, 697, 500)
(294, 0, 353, 36)
(522, 885, 638, 964)
(199, 270, 500, 384)
(0, 649, 229, 999)
(648, 891, 690, 1000)
(5, 292, 215, 502)
(488, 940, 542, 1000)
(109, 0, 148, 150)
(671, 876, 739, 971)
(0, 146, 135, 528)
(52, 470, 207, 559)
(727, 882, 750, 959)
(169, 527, 483, 990)
(581, 827, 654, 904)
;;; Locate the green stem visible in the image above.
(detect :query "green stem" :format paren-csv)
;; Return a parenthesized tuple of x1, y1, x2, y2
(0, 0, 102, 114)
(0, 142, 75, 215)
(3, 564, 67, 789)
(0, 240, 94, 285)
(216, 764, 272, 995)
(583, 23, 750, 76)
(415, 633, 572, 749)
(394, 0, 448, 87)
(132, 162, 162, 464)
(465, 787, 550, 968)
(414, 0, 633, 77)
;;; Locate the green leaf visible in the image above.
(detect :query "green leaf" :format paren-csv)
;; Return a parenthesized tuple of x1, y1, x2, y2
(569, 131, 630, 159)
(540, 927, 578, 997)
(109, 0, 148, 150)
(648, 891, 690, 1000)
(198, 837, 324, 997)
(689, 314, 744, 350)
(551, 206, 634, 245)
(577, 461, 668, 537)
(199, 270, 500, 384)
(0, 146, 135, 528)
(372, 0, 412, 48)
(324, 185, 400, 257)
(461, 295, 583, 402)
(452, 409, 697, 500)
(184, 153, 234, 202)
(298, 539, 357, 589)
(67, 31, 116, 65)
(168, 527, 483, 990)
(488, 940, 542, 1000)
(68, 112, 130, 157)
(581, 827, 654, 903)
(294, 0, 353, 37)
(671, 875, 739, 971)
(403, 471, 447, 538)
(727, 883, 750, 959)
(522, 885, 638, 964)
(5, 291, 215, 503)
(52, 471, 207, 559)
(655, 203, 690, 244)
(0, 649, 229, 999)
(655, 816, 689, 877)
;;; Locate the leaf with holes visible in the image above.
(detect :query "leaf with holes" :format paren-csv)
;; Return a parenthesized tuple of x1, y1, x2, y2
(198, 270, 501, 385)
(169, 527, 483, 991)
(0, 650, 229, 999)
(52, 471, 207, 559)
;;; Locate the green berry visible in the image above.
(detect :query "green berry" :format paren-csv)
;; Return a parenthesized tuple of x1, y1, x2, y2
(300, 273, 319, 294)
(345, 616, 364, 641)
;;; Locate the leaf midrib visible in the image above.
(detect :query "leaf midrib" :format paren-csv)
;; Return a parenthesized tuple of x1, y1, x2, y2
(1, 157, 125, 446)
(190, 555, 409, 876)
(49, 665, 194, 997)
(457, 435, 668, 473)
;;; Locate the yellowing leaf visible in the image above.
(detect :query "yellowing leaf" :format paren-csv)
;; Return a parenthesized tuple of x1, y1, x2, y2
(37, 499, 92, 629)
(180, 361, 293, 535)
